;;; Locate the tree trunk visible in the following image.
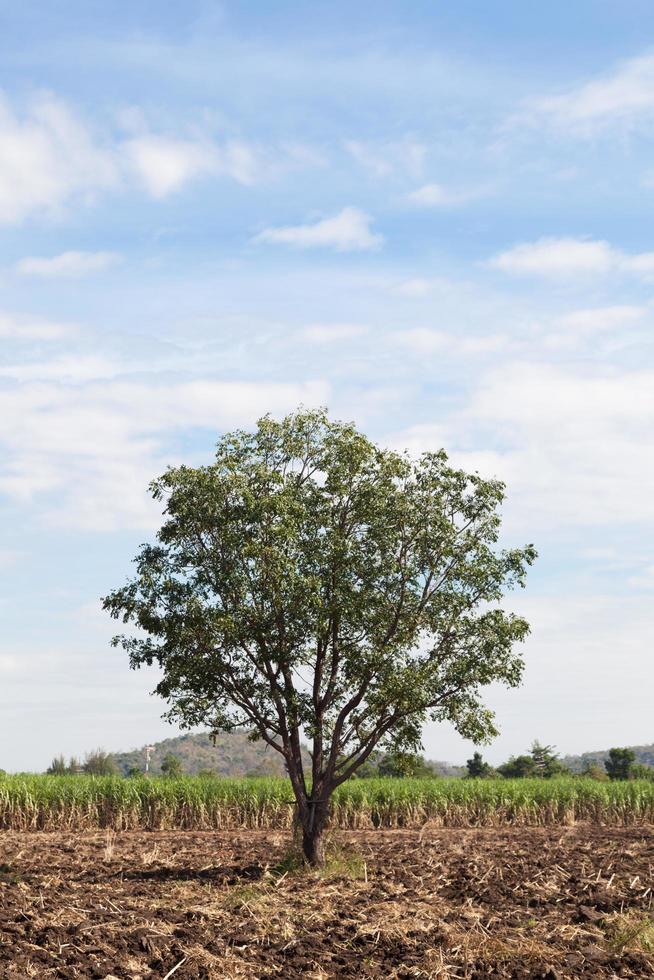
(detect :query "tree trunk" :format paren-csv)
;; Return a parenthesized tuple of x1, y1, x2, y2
(300, 798, 330, 867)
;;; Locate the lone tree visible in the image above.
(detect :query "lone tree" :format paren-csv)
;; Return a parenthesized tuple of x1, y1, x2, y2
(104, 409, 536, 865)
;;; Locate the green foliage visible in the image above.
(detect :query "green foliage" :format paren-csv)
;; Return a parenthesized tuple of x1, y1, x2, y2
(497, 754, 536, 778)
(605, 747, 637, 781)
(160, 753, 183, 778)
(630, 763, 654, 782)
(377, 751, 435, 779)
(466, 751, 493, 778)
(82, 750, 118, 777)
(350, 757, 380, 779)
(497, 741, 564, 779)
(529, 740, 565, 778)
(126, 766, 142, 779)
(581, 762, 610, 782)
(605, 913, 654, 954)
(46, 755, 83, 776)
(46, 755, 68, 776)
(562, 743, 654, 774)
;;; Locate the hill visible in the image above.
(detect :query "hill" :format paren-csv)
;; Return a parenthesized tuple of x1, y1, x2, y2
(113, 731, 289, 777)
(111, 731, 464, 778)
(561, 743, 654, 774)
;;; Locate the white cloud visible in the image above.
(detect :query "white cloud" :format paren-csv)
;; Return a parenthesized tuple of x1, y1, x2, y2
(455, 363, 654, 529)
(124, 134, 264, 197)
(15, 250, 121, 278)
(125, 135, 219, 197)
(0, 312, 76, 341)
(0, 355, 124, 383)
(394, 278, 435, 297)
(451, 593, 654, 761)
(538, 305, 649, 351)
(553, 305, 646, 333)
(255, 207, 383, 252)
(0, 655, 18, 674)
(387, 422, 451, 458)
(0, 92, 117, 224)
(395, 327, 509, 356)
(392, 361, 654, 532)
(0, 90, 305, 220)
(300, 323, 368, 343)
(628, 564, 654, 589)
(345, 139, 426, 179)
(0, 378, 329, 529)
(527, 50, 654, 132)
(488, 237, 654, 280)
(406, 182, 477, 207)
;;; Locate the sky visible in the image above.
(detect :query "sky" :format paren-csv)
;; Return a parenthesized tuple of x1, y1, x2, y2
(1, 1, 653, 771)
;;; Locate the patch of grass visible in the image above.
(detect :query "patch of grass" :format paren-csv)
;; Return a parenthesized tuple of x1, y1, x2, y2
(0, 862, 22, 885)
(604, 912, 654, 953)
(222, 882, 269, 912)
(317, 842, 367, 880)
(268, 838, 367, 879)
(268, 846, 306, 877)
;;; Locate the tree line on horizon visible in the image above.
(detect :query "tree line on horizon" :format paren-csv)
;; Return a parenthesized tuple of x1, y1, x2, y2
(464, 743, 652, 781)
(38, 741, 652, 783)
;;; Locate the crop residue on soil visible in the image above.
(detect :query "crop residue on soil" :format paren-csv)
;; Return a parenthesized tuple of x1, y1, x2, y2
(0, 827, 652, 978)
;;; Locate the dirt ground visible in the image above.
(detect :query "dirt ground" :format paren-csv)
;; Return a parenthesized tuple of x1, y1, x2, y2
(0, 826, 652, 979)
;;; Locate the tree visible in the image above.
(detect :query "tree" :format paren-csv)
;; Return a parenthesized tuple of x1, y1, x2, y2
(605, 747, 636, 781)
(104, 409, 536, 865)
(83, 750, 118, 776)
(466, 751, 492, 778)
(580, 762, 609, 782)
(160, 753, 183, 778)
(631, 763, 654, 781)
(497, 754, 536, 778)
(47, 755, 68, 776)
(530, 740, 565, 778)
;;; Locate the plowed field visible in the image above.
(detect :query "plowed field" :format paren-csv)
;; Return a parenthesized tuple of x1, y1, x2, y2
(0, 827, 652, 978)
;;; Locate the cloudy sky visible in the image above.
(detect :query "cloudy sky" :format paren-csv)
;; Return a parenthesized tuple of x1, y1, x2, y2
(1, 1, 653, 771)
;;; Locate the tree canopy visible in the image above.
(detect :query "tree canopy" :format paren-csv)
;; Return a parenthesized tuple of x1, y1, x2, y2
(605, 747, 636, 781)
(104, 408, 536, 863)
(160, 753, 183, 778)
(466, 751, 493, 779)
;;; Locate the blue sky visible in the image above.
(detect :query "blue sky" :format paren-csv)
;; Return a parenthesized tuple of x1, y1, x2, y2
(1, 1, 654, 770)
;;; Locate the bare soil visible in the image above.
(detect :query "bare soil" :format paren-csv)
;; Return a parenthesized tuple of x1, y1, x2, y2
(0, 826, 652, 978)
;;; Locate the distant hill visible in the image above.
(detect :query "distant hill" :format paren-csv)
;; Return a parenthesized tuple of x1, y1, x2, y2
(561, 743, 654, 774)
(111, 731, 465, 778)
(113, 731, 290, 777)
